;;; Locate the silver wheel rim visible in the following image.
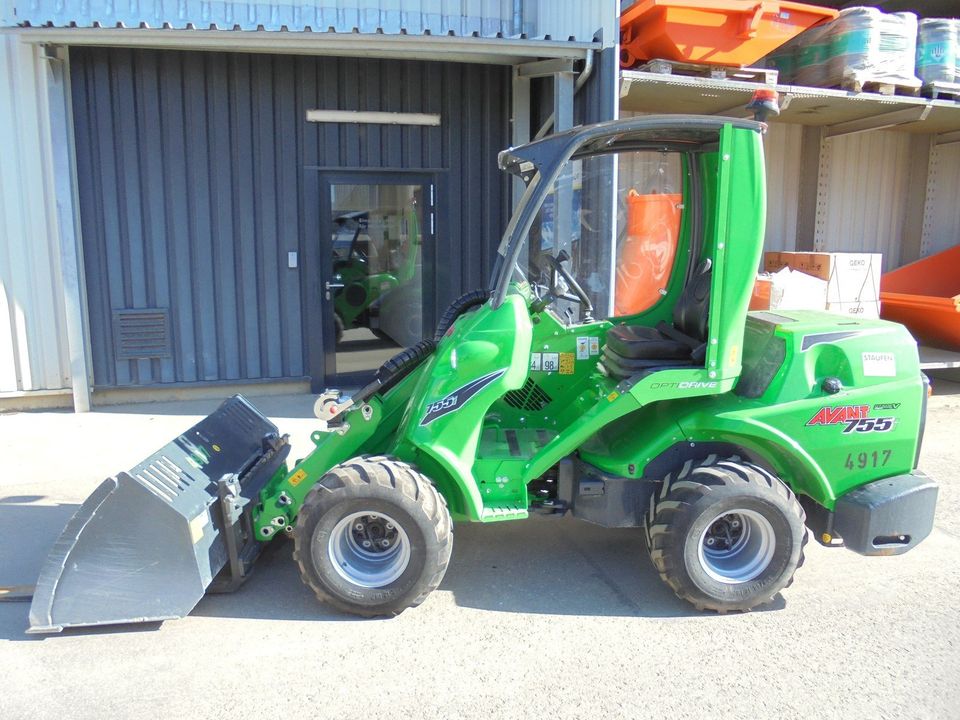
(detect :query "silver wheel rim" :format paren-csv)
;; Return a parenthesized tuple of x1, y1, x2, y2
(327, 511, 411, 588)
(697, 509, 775, 584)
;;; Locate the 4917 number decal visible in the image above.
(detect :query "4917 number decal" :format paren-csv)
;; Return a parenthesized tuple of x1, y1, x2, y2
(845, 450, 892, 470)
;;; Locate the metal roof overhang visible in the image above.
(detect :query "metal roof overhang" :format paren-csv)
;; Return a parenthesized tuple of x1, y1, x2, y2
(621, 70, 960, 138)
(7, 27, 597, 65)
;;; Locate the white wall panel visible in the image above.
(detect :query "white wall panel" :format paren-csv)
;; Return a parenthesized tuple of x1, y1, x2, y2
(815, 129, 911, 271)
(922, 141, 960, 258)
(0, 35, 70, 392)
(527, 0, 616, 46)
(763, 122, 802, 253)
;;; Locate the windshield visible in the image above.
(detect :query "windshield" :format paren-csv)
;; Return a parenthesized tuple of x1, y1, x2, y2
(499, 148, 684, 324)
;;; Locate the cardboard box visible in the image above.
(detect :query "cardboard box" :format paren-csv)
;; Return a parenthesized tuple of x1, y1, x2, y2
(749, 274, 772, 310)
(767, 267, 828, 311)
(764, 251, 882, 318)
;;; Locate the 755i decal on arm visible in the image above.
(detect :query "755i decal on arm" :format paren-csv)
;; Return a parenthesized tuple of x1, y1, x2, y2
(806, 405, 896, 434)
(420, 369, 506, 426)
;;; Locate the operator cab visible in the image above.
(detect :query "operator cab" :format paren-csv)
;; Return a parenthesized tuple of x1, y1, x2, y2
(493, 116, 764, 384)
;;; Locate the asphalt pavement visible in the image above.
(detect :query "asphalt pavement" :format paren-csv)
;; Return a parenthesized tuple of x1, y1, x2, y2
(1, 382, 958, 719)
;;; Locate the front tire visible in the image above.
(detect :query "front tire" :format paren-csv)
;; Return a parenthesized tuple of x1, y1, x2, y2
(293, 456, 453, 617)
(645, 455, 807, 612)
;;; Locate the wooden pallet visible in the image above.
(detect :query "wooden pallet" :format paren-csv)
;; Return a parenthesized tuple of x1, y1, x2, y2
(838, 78, 921, 97)
(637, 58, 778, 85)
(921, 81, 960, 102)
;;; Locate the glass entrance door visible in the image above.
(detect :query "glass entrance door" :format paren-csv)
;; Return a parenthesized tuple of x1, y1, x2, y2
(322, 177, 434, 384)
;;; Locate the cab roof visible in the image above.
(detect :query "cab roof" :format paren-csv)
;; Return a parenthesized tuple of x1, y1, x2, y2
(498, 114, 764, 181)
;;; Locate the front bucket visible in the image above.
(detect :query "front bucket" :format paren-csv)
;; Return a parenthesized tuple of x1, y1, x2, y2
(28, 395, 287, 634)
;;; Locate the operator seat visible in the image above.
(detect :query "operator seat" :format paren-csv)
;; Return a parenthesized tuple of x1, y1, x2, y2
(600, 259, 712, 380)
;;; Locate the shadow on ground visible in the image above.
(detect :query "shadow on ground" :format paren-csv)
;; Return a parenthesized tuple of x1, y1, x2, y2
(91, 393, 326, 420)
(1, 502, 785, 641)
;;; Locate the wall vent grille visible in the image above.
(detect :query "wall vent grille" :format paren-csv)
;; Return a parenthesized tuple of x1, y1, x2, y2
(113, 308, 172, 359)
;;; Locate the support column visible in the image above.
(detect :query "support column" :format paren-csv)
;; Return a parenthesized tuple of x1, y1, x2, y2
(42, 45, 91, 412)
(510, 66, 531, 208)
(553, 70, 575, 266)
(794, 125, 824, 252)
(900, 134, 934, 266)
(553, 69, 574, 132)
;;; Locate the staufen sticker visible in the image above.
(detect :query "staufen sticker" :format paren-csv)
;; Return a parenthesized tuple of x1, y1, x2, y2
(862, 352, 896, 377)
(420, 370, 506, 426)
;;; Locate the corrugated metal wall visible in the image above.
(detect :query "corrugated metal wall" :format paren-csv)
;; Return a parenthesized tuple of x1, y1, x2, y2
(0, 35, 71, 392)
(70, 47, 509, 387)
(922, 141, 960, 258)
(763, 122, 802, 253)
(815, 129, 912, 271)
(527, 0, 615, 44)
(8, 0, 610, 43)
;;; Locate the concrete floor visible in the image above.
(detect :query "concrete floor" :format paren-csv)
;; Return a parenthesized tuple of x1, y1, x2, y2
(337, 326, 402, 376)
(1, 381, 959, 719)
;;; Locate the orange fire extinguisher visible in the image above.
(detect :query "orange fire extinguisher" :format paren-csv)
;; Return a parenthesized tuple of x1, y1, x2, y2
(614, 189, 682, 316)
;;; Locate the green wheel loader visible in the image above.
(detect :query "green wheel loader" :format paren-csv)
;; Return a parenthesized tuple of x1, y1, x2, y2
(28, 107, 938, 633)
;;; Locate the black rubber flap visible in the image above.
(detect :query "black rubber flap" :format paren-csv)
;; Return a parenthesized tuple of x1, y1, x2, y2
(28, 395, 278, 633)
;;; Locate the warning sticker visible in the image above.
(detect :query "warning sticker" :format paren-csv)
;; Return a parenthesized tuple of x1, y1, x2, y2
(189, 513, 208, 544)
(862, 352, 896, 377)
(289, 468, 308, 487)
(530, 353, 542, 371)
(559, 352, 575, 375)
(576, 337, 590, 360)
(542, 353, 560, 372)
(588, 337, 600, 356)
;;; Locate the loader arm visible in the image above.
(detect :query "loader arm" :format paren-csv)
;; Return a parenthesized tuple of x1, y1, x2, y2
(253, 362, 428, 538)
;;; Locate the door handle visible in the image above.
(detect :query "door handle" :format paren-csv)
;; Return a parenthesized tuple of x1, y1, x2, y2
(324, 280, 344, 301)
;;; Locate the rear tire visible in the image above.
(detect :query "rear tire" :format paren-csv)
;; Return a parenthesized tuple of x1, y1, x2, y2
(293, 456, 452, 617)
(644, 455, 807, 612)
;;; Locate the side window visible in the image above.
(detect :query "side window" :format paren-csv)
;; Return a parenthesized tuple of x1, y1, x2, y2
(525, 158, 612, 322)
(613, 152, 683, 317)
(519, 150, 683, 324)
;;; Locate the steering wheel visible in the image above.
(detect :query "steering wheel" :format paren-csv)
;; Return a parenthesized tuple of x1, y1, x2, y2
(533, 250, 594, 320)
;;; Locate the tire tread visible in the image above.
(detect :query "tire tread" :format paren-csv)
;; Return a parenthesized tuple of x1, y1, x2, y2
(643, 456, 806, 613)
(292, 455, 453, 617)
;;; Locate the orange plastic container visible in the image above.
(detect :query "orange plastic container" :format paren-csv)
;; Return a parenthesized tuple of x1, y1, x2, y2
(879, 245, 960, 351)
(614, 190, 682, 317)
(620, 0, 838, 68)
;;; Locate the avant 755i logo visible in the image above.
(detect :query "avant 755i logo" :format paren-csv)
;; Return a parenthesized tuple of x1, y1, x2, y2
(420, 370, 506, 426)
(806, 405, 895, 434)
